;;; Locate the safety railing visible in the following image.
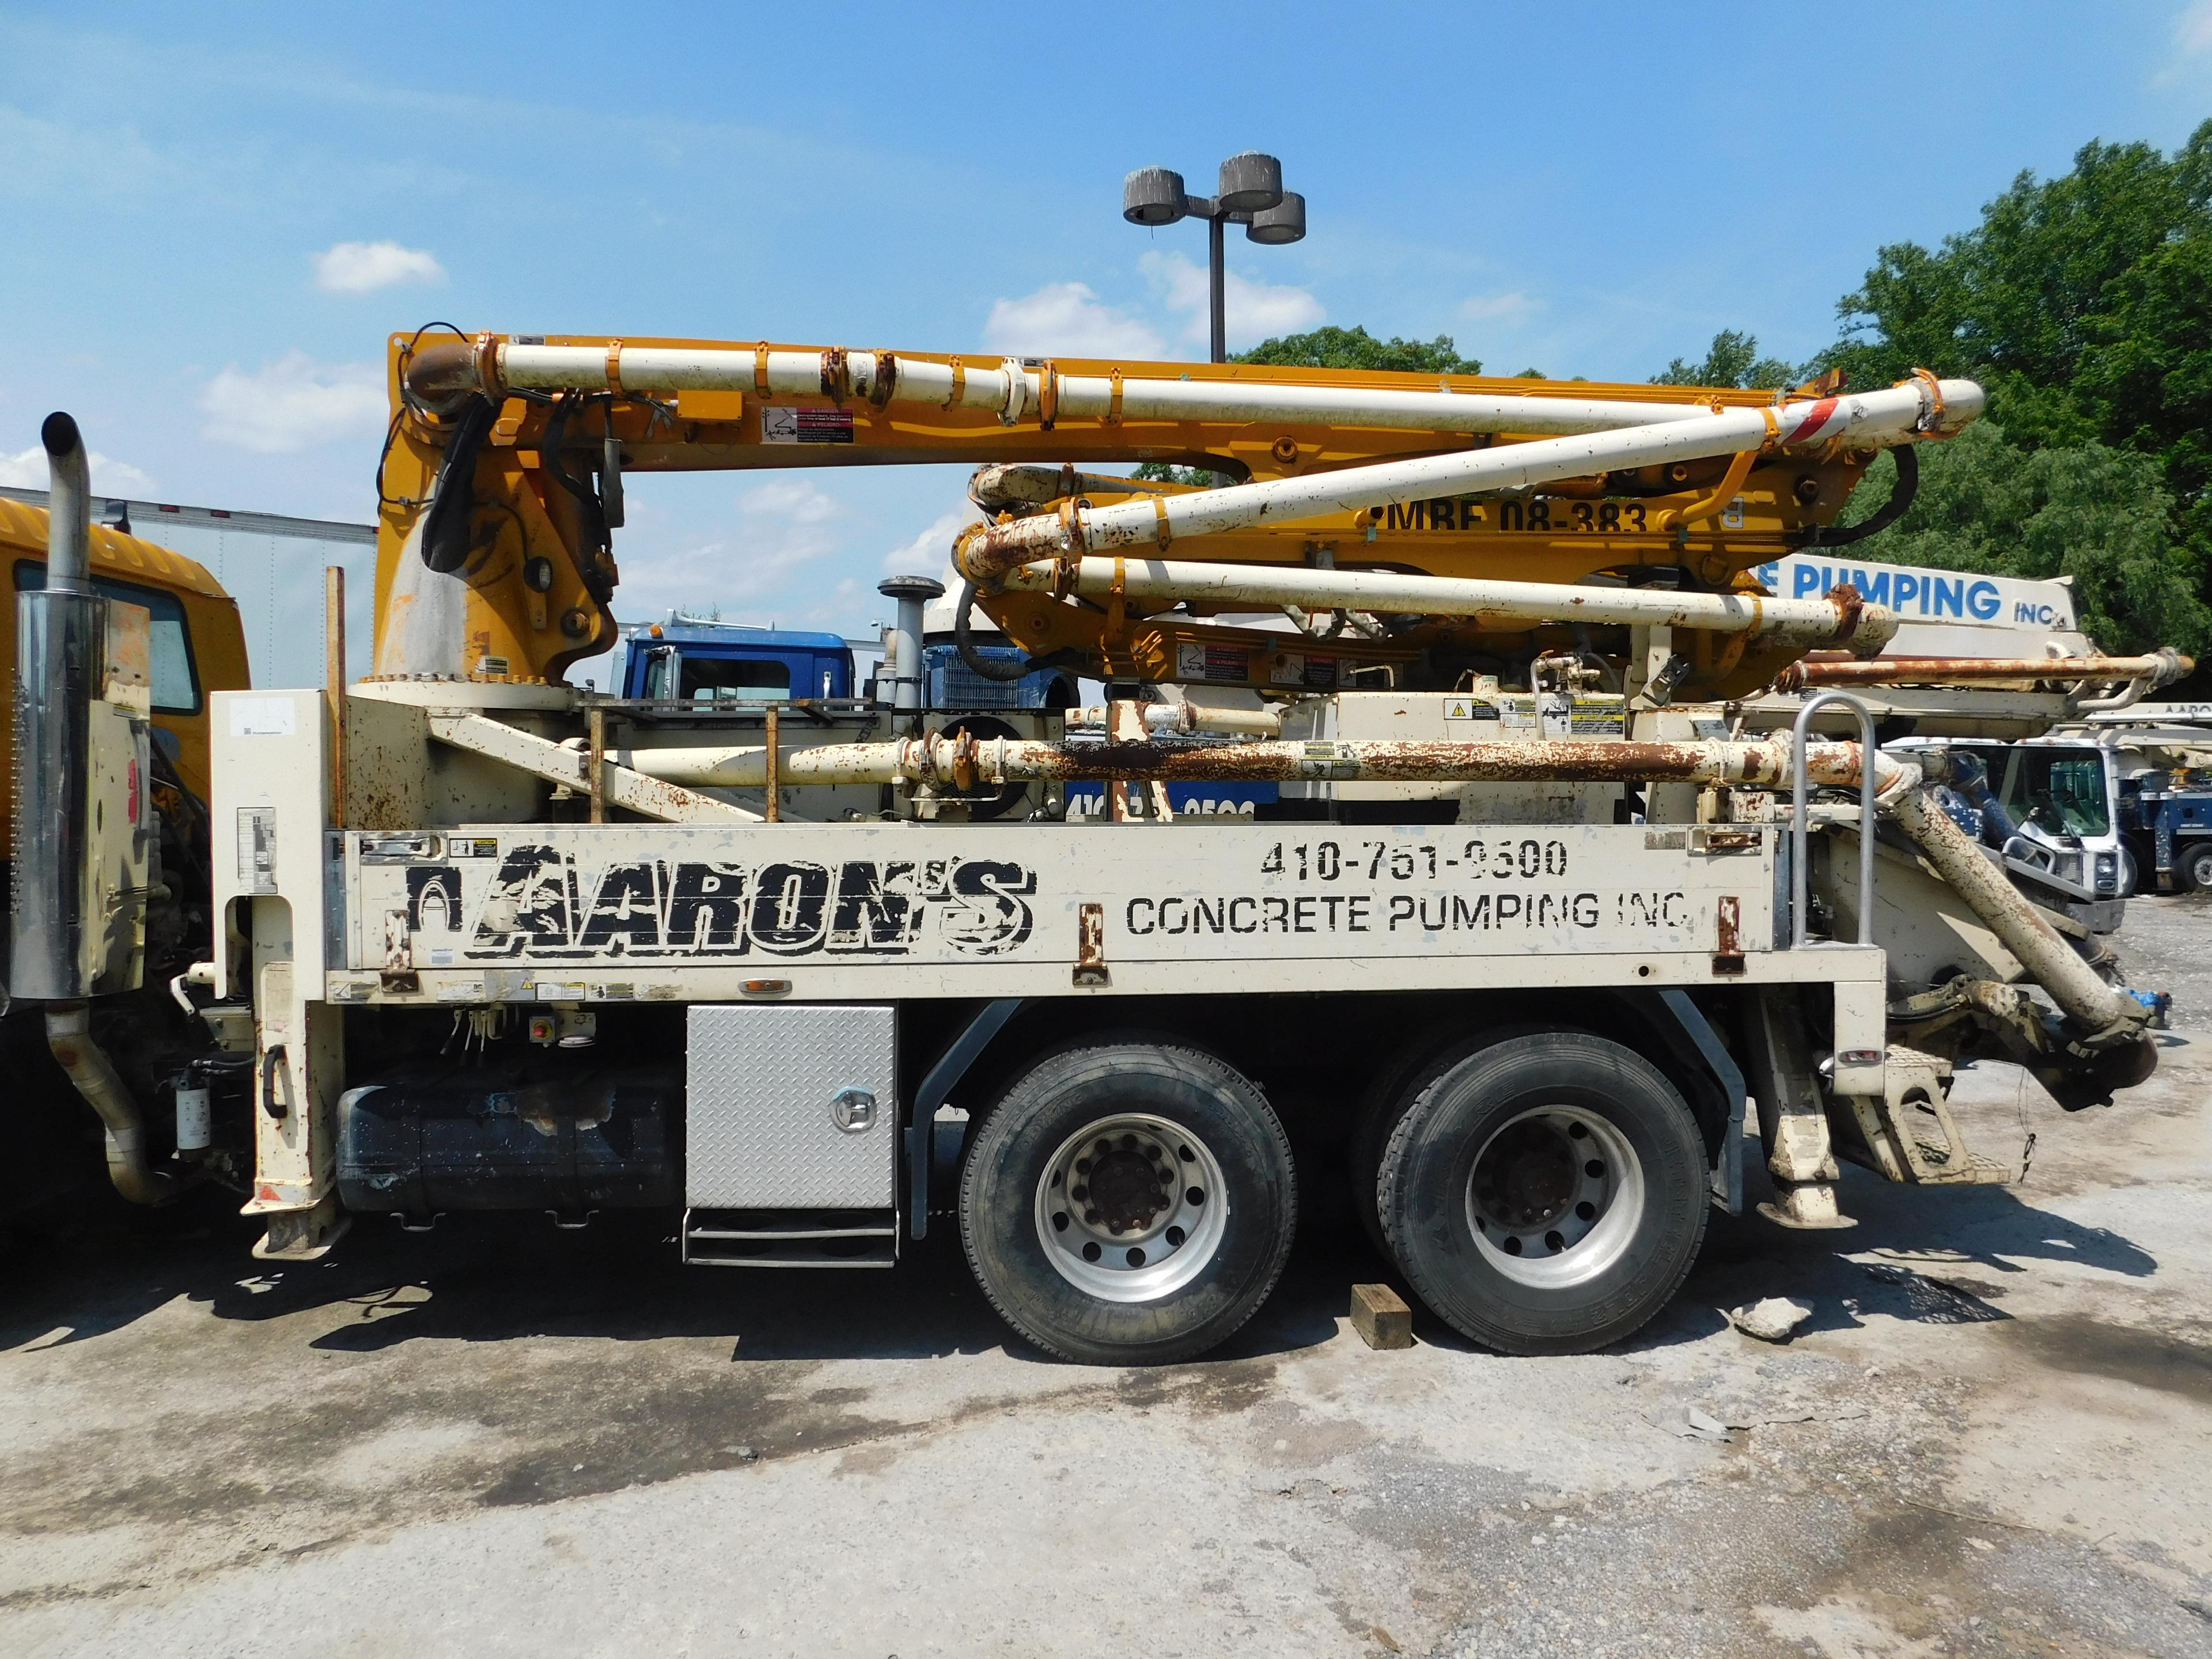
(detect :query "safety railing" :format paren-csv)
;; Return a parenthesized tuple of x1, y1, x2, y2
(1790, 691, 1879, 948)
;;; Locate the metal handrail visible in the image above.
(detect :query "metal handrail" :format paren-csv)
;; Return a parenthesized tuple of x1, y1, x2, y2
(1790, 691, 1880, 948)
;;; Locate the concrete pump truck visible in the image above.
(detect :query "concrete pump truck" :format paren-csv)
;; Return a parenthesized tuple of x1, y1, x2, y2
(12, 331, 2183, 1364)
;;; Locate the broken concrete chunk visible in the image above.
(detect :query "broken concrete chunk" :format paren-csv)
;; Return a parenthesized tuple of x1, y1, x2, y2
(1644, 1406, 1734, 1443)
(1728, 1296, 1814, 1343)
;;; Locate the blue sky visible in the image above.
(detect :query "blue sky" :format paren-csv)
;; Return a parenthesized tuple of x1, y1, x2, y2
(3, 1, 2210, 683)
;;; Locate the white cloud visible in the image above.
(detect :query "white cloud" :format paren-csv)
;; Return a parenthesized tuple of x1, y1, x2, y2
(0, 447, 154, 495)
(738, 478, 841, 524)
(801, 576, 868, 631)
(983, 282, 1168, 359)
(312, 240, 447, 293)
(1139, 251, 1324, 350)
(882, 505, 976, 580)
(618, 479, 850, 618)
(2154, 2, 2212, 82)
(1459, 291, 1541, 324)
(198, 351, 387, 453)
(2181, 1, 2212, 53)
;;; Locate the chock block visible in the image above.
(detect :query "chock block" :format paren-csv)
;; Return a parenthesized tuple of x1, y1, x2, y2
(1350, 1282, 1413, 1350)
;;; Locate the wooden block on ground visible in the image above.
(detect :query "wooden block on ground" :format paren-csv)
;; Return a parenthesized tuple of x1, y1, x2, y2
(1350, 1282, 1412, 1350)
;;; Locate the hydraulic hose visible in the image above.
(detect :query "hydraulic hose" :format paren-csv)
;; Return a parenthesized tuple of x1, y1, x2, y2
(1811, 443, 1919, 547)
(953, 579, 1033, 683)
(419, 395, 497, 573)
(1948, 752, 2024, 844)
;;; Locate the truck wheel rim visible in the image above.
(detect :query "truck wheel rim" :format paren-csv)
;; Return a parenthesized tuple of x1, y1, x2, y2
(1033, 1113, 1229, 1304)
(1463, 1105, 1645, 1289)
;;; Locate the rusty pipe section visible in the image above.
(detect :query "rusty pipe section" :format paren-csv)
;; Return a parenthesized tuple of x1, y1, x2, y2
(613, 733, 1887, 791)
(957, 378, 1982, 579)
(998, 555, 1898, 654)
(1881, 785, 2143, 1039)
(970, 464, 1177, 512)
(406, 339, 1980, 450)
(1776, 648, 2193, 690)
(45, 1004, 179, 1205)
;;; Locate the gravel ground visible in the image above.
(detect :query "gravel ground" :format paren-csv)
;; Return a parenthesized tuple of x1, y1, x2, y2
(3, 900, 2209, 1658)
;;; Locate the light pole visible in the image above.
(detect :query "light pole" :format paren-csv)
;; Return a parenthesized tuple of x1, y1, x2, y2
(1122, 153, 1306, 364)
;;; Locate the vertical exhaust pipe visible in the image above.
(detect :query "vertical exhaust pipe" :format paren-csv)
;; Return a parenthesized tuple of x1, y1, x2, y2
(14, 413, 176, 1203)
(41, 411, 91, 588)
(877, 574, 944, 726)
(14, 412, 100, 1000)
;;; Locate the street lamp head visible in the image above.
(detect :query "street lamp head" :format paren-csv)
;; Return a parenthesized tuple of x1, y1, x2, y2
(1216, 151, 1284, 214)
(1244, 190, 1306, 245)
(1122, 166, 1189, 226)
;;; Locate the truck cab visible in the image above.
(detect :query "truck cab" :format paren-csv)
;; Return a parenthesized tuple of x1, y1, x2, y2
(1894, 734, 2128, 927)
(0, 496, 248, 816)
(2071, 707, 2212, 893)
(1, 491, 249, 1228)
(615, 615, 855, 704)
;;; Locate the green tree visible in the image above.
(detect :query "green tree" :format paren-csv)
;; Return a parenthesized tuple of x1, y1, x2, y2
(1819, 122, 2212, 596)
(1653, 329, 1798, 389)
(1834, 422, 2211, 656)
(1233, 324, 1481, 376)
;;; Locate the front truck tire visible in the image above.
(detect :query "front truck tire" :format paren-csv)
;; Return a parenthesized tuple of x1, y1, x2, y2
(1377, 1031, 1707, 1356)
(960, 1041, 1297, 1365)
(2183, 840, 2212, 893)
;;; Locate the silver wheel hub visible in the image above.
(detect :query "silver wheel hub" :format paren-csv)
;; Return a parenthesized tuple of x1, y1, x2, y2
(1465, 1105, 1645, 1289)
(1034, 1113, 1228, 1304)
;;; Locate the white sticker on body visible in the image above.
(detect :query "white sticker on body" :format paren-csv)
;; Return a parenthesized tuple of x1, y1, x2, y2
(229, 697, 297, 737)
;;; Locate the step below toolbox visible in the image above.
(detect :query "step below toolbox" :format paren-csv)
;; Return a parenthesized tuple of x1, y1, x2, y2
(684, 1003, 899, 1266)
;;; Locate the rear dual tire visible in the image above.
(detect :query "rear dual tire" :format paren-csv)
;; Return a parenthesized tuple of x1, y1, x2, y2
(1376, 1031, 1708, 1356)
(959, 1029, 1705, 1362)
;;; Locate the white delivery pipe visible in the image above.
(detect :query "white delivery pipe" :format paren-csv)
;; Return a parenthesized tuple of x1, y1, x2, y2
(418, 339, 1968, 449)
(1065, 702, 1284, 737)
(479, 344, 1729, 435)
(958, 377, 1984, 577)
(490, 346, 1045, 422)
(997, 556, 1897, 653)
(1047, 377, 1732, 437)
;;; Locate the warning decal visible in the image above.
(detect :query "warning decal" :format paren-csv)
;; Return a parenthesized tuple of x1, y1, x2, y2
(762, 407, 855, 444)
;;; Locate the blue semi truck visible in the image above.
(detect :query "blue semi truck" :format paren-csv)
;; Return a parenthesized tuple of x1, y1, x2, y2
(613, 611, 1077, 709)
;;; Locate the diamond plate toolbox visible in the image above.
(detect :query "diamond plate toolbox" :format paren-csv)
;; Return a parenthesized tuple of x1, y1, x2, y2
(686, 1005, 897, 1208)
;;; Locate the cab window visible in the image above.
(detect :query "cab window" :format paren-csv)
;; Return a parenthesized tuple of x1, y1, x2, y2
(2001, 750, 2111, 838)
(680, 657, 791, 704)
(13, 562, 202, 714)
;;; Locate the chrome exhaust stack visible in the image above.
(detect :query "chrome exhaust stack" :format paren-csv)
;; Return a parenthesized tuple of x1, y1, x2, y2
(12, 412, 175, 1202)
(13, 412, 102, 1003)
